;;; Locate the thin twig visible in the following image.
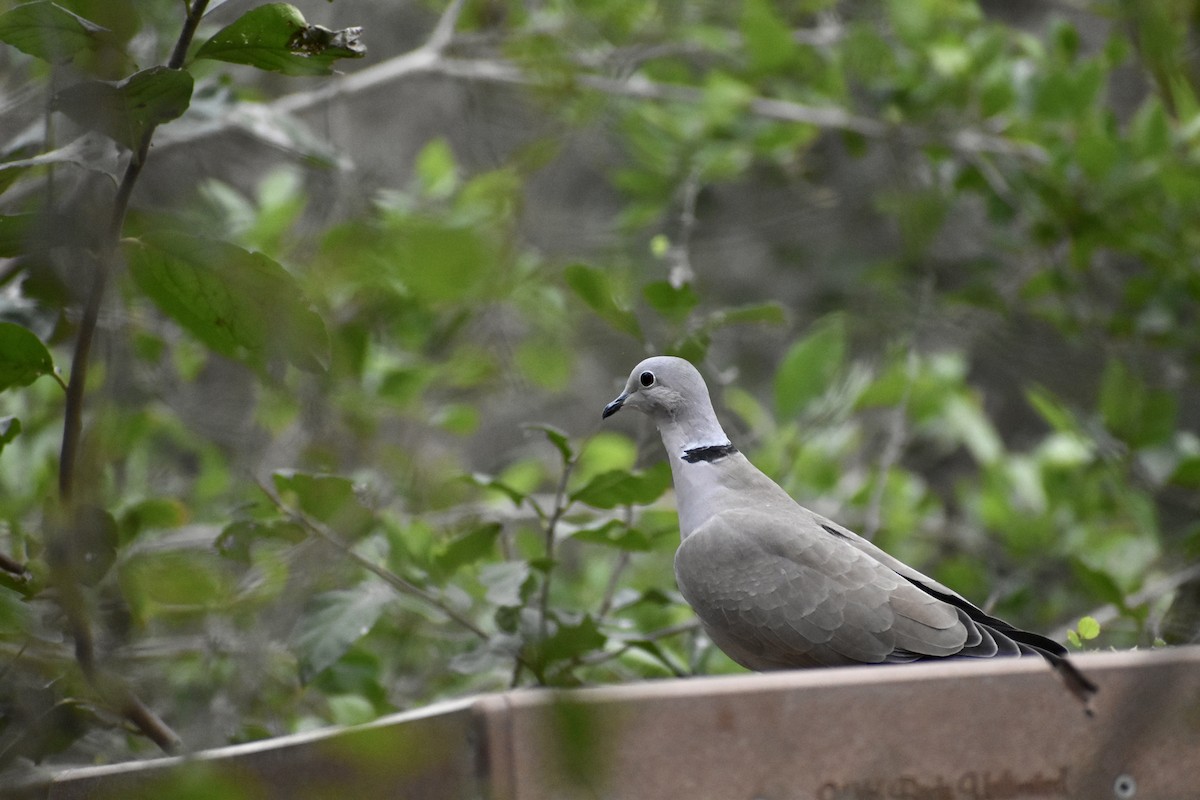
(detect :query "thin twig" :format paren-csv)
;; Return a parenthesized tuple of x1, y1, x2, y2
(862, 275, 932, 540)
(153, 44, 1047, 164)
(598, 551, 632, 620)
(537, 454, 577, 644)
(51, 0, 211, 754)
(597, 507, 636, 619)
(256, 480, 491, 642)
(0, 551, 26, 578)
(579, 620, 701, 668)
(1048, 563, 1200, 642)
(666, 167, 701, 288)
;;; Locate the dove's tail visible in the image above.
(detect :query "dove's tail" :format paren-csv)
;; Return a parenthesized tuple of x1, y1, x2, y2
(1028, 645, 1099, 715)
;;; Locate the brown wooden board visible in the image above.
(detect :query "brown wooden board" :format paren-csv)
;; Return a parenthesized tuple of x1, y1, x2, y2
(30, 647, 1200, 800)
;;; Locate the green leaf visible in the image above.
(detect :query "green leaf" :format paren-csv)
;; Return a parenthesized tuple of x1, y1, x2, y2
(0, 416, 20, 457)
(539, 613, 606, 665)
(1070, 558, 1127, 609)
(385, 218, 492, 304)
(0, 322, 55, 391)
(0, 213, 35, 257)
(119, 550, 229, 623)
(0, 1, 128, 70)
(570, 462, 672, 510)
(642, 281, 698, 323)
(273, 470, 375, 538)
(292, 583, 392, 683)
(432, 523, 501, 578)
(709, 301, 787, 328)
(563, 264, 642, 339)
(1025, 385, 1080, 435)
(569, 520, 652, 551)
(119, 497, 187, 544)
(1076, 615, 1101, 640)
(53, 67, 193, 151)
(195, 3, 365, 77)
(414, 137, 458, 198)
(1169, 456, 1200, 489)
(467, 473, 528, 506)
(774, 314, 846, 418)
(326, 694, 376, 726)
(68, 505, 119, 586)
(740, 0, 796, 73)
(215, 520, 305, 562)
(523, 423, 574, 464)
(1098, 358, 1176, 447)
(126, 232, 330, 373)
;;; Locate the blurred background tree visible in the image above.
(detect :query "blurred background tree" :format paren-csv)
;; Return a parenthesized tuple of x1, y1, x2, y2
(1, 0, 1198, 782)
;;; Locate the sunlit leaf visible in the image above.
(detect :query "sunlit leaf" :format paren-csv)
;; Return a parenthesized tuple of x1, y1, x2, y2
(774, 313, 846, 418)
(740, 0, 796, 73)
(196, 3, 365, 77)
(1077, 615, 1100, 640)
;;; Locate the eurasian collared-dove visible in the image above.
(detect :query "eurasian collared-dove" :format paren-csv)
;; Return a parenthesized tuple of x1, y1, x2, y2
(602, 355, 1096, 706)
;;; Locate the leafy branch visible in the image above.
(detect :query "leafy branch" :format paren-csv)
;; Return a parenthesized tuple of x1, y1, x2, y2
(256, 479, 492, 642)
(152, 3, 1046, 164)
(48, 0, 213, 754)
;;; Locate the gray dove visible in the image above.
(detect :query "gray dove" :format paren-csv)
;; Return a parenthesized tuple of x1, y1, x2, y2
(602, 355, 1097, 706)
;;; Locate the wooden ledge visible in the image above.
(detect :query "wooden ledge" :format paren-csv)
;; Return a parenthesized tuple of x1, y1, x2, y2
(27, 646, 1200, 799)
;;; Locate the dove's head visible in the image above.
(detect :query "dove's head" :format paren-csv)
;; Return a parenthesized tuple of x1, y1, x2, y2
(601, 356, 714, 424)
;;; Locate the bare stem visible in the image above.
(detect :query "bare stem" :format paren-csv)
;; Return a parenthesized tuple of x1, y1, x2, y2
(862, 275, 931, 541)
(0, 551, 26, 578)
(537, 454, 577, 644)
(153, 44, 1046, 165)
(1048, 563, 1200, 643)
(597, 506, 636, 619)
(579, 620, 700, 670)
(257, 480, 492, 642)
(51, 0, 211, 754)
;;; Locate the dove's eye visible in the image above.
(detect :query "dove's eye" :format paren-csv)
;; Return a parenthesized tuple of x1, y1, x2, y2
(639, 371, 655, 388)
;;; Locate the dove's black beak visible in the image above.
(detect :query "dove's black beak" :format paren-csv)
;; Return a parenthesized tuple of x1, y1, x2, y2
(602, 393, 627, 419)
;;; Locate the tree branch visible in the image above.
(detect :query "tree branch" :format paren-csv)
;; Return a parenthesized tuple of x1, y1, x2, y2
(153, 23, 1047, 164)
(256, 480, 492, 642)
(1048, 563, 1200, 643)
(0, 551, 26, 578)
(51, 0, 211, 755)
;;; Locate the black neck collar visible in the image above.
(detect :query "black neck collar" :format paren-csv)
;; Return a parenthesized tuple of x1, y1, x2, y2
(681, 442, 738, 463)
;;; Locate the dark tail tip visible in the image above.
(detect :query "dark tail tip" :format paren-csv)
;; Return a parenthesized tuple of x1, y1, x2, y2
(1041, 650, 1098, 716)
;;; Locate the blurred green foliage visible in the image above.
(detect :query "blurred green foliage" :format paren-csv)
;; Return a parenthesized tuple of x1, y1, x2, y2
(0, 0, 1198, 782)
